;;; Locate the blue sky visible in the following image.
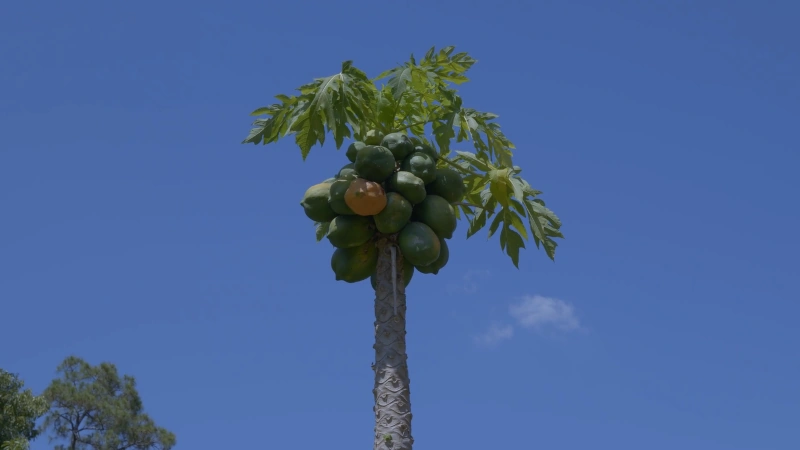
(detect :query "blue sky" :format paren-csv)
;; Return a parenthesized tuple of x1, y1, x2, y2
(1, 1, 798, 449)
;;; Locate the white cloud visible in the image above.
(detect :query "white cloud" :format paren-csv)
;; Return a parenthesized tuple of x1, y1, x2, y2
(447, 269, 491, 294)
(509, 295, 581, 332)
(474, 322, 514, 346)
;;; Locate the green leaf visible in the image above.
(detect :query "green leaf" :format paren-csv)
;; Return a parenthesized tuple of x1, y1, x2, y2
(506, 209, 529, 240)
(487, 209, 504, 239)
(242, 97, 302, 146)
(542, 236, 559, 260)
(315, 222, 330, 242)
(375, 87, 397, 131)
(526, 197, 562, 229)
(455, 151, 493, 172)
(375, 63, 414, 101)
(504, 226, 525, 268)
(245, 61, 376, 159)
(419, 46, 476, 85)
(488, 169, 512, 208)
(523, 198, 548, 243)
(509, 176, 526, 203)
(509, 198, 526, 216)
(467, 208, 488, 238)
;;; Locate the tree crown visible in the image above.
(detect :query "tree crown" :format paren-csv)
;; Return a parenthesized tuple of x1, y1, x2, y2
(243, 46, 564, 266)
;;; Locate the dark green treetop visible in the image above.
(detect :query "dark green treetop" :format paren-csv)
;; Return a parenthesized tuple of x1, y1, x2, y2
(1, 369, 49, 450)
(40, 356, 176, 450)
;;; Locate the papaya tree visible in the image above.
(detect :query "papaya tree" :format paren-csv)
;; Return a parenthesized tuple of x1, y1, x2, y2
(242, 46, 564, 450)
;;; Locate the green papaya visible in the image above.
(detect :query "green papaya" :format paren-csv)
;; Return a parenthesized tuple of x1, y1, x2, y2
(416, 236, 449, 274)
(346, 141, 366, 163)
(426, 167, 465, 203)
(373, 192, 413, 234)
(365, 129, 385, 146)
(381, 132, 414, 161)
(386, 171, 427, 205)
(337, 163, 358, 180)
(398, 222, 440, 267)
(331, 241, 378, 283)
(400, 152, 436, 184)
(414, 143, 437, 161)
(327, 215, 375, 249)
(411, 195, 457, 239)
(355, 145, 396, 183)
(329, 179, 355, 215)
(300, 183, 337, 222)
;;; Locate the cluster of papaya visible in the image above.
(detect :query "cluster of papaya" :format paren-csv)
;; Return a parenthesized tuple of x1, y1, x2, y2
(300, 130, 466, 288)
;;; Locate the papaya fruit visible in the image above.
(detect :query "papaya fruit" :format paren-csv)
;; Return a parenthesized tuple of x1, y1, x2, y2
(329, 179, 355, 215)
(415, 236, 449, 274)
(337, 163, 358, 180)
(373, 192, 413, 234)
(400, 152, 436, 184)
(411, 195, 457, 239)
(346, 141, 366, 163)
(355, 145, 396, 183)
(300, 182, 337, 222)
(414, 143, 437, 161)
(381, 132, 414, 161)
(345, 178, 387, 216)
(426, 167, 465, 203)
(331, 241, 378, 283)
(398, 222, 441, 267)
(327, 215, 375, 249)
(370, 257, 414, 290)
(386, 171, 427, 205)
(365, 129, 385, 146)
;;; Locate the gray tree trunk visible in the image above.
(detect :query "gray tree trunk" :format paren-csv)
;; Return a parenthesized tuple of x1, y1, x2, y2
(372, 238, 414, 450)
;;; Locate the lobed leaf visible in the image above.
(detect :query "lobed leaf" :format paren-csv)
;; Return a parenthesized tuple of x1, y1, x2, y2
(314, 221, 330, 242)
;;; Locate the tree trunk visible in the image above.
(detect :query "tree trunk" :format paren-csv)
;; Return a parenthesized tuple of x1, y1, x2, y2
(372, 238, 414, 450)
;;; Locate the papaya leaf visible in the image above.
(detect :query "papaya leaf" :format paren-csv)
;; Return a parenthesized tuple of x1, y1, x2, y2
(487, 210, 503, 239)
(542, 236, 558, 260)
(247, 61, 375, 160)
(242, 96, 302, 146)
(422, 85, 513, 165)
(488, 169, 512, 208)
(509, 176, 526, 204)
(455, 151, 494, 172)
(521, 198, 563, 261)
(314, 221, 330, 242)
(419, 46, 476, 85)
(522, 198, 548, 243)
(506, 209, 529, 240)
(503, 225, 526, 268)
(526, 197, 562, 229)
(374, 87, 397, 132)
(375, 63, 414, 101)
(467, 208, 488, 238)
(432, 116, 456, 156)
(509, 198, 526, 216)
